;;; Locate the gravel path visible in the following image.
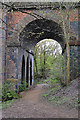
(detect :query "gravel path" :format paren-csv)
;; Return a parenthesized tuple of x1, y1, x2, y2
(3, 84, 78, 118)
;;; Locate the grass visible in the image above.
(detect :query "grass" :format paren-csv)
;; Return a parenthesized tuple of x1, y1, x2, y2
(42, 78, 61, 98)
(43, 94, 49, 97)
(37, 78, 50, 84)
(37, 81, 44, 84)
(0, 99, 14, 109)
(46, 94, 79, 109)
(42, 77, 79, 109)
(36, 76, 79, 109)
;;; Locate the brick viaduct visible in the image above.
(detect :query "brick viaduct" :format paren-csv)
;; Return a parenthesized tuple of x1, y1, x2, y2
(0, 2, 80, 89)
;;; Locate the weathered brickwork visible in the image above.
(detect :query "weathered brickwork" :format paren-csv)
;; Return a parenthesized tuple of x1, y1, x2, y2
(70, 46, 80, 80)
(18, 48, 29, 84)
(6, 9, 79, 47)
(0, 9, 6, 82)
(6, 47, 30, 84)
(1, 3, 80, 88)
(6, 47, 19, 79)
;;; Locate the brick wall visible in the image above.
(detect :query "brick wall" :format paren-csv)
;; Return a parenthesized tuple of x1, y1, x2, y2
(2, 7, 80, 82)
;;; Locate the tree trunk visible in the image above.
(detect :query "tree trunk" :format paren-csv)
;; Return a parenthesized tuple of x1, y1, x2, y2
(59, 3, 70, 86)
(66, 10, 70, 86)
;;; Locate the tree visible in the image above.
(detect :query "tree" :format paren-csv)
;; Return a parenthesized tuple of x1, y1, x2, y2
(59, 2, 76, 86)
(34, 39, 62, 79)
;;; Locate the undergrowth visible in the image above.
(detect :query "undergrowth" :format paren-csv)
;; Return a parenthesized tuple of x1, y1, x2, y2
(42, 77, 79, 109)
(2, 81, 21, 102)
(19, 81, 28, 92)
(0, 99, 14, 109)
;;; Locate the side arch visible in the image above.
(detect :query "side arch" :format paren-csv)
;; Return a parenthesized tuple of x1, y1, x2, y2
(26, 55, 29, 86)
(30, 58, 32, 85)
(21, 55, 25, 83)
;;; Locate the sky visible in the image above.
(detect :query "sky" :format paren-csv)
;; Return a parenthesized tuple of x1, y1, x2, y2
(36, 39, 62, 55)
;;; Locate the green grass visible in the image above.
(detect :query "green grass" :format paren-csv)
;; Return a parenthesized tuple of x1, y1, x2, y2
(43, 94, 49, 97)
(37, 78, 50, 84)
(42, 78, 61, 99)
(37, 81, 44, 84)
(42, 78, 79, 109)
(0, 99, 14, 109)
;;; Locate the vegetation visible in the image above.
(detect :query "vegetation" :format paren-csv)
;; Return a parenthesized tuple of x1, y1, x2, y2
(0, 80, 28, 109)
(34, 38, 79, 109)
(0, 99, 14, 109)
(0, 1, 79, 111)
(34, 39, 64, 85)
(2, 81, 20, 102)
(42, 77, 79, 109)
(19, 81, 28, 92)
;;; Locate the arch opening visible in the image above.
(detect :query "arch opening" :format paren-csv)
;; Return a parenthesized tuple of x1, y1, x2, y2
(21, 55, 25, 84)
(34, 39, 63, 83)
(19, 19, 65, 87)
(30, 58, 32, 85)
(26, 56, 29, 87)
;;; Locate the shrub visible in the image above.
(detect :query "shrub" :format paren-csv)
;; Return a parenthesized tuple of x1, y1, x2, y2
(2, 81, 20, 102)
(19, 81, 28, 92)
(49, 78, 59, 85)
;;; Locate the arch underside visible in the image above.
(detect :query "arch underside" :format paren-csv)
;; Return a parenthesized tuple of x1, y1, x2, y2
(19, 19, 65, 51)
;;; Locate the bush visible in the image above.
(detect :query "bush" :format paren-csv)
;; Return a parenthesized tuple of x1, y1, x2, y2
(2, 81, 20, 102)
(0, 99, 14, 109)
(19, 81, 28, 92)
(50, 78, 59, 84)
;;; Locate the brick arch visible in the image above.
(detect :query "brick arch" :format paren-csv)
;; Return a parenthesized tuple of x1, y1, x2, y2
(5, 8, 79, 87)
(15, 14, 36, 36)
(7, 10, 64, 46)
(7, 13, 36, 46)
(19, 18, 65, 50)
(7, 9, 78, 47)
(14, 9, 62, 34)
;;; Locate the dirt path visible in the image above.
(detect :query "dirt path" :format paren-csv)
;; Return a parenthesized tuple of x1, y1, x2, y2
(3, 84, 78, 118)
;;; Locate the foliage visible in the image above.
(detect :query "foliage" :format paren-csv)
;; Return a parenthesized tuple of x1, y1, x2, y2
(34, 39, 63, 82)
(42, 78, 61, 98)
(43, 78, 79, 109)
(48, 95, 79, 109)
(43, 94, 49, 97)
(37, 78, 49, 84)
(78, 98, 80, 104)
(2, 81, 20, 102)
(0, 99, 14, 109)
(19, 81, 28, 92)
(49, 78, 60, 85)
(0, 83, 2, 101)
